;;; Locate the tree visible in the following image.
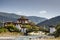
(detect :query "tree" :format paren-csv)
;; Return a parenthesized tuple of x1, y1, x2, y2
(22, 24, 40, 33)
(0, 27, 8, 33)
(54, 24, 60, 37)
(7, 26, 20, 32)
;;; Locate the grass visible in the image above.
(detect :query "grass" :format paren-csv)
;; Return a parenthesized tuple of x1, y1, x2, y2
(0, 32, 23, 37)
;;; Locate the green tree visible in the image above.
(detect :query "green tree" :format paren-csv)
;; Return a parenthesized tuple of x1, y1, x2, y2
(22, 24, 40, 32)
(0, 27, 8, 33)
(7, 26, 20, 32)
(54, 24, 60, 37)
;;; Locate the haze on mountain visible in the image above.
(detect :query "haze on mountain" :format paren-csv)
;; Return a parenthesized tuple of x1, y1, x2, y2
(37, 16, 60, 28)
(0, 12, 47, 24)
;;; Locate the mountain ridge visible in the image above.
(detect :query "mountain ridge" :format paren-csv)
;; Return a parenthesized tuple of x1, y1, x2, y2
(0, 12, 47, 24)
(37, 16, 60, 27)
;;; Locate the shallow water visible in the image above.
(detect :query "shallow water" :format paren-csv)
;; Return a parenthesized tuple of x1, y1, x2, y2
(0, 36, 55, 40)
(15, 36, 41, 40)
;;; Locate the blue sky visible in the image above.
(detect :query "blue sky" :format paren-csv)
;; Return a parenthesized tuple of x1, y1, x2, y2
(0, 0, 60, 19)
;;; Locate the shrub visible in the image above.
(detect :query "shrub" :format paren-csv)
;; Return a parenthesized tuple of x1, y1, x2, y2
(54, 24, 60, 37)
(0, 27, 8, 33)
(7, 26, 20, 32)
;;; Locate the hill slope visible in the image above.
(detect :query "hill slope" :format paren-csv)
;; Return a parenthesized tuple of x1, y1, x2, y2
(37, 16, 60, 27)
(0, 12, 47, 24)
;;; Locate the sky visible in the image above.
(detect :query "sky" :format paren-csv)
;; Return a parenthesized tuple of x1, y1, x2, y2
(0, 0, 60, 19)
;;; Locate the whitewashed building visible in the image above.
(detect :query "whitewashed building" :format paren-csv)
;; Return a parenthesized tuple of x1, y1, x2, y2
(49, 25, 56, 34)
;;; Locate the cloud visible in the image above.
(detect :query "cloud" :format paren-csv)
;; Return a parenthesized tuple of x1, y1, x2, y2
(39, 10, 47, 14)
(14, 11, 23, 15)
(15, 11, 27, 16)
(15, 11, 22, 14)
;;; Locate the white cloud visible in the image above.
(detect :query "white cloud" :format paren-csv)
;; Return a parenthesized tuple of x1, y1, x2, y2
(39, 10, 47, 14)
(14, 11, 23, 15)
(15, 11, 27, 16)
(15, 11, 22, 14)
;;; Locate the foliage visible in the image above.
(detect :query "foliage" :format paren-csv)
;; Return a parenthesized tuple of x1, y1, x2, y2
(0, 27, 8, 33)
(7, 26, 20, 32)
(32, 26, 39, 32)
(54, 24, 60, 37)
(23, 24, 40, 32)
(39, 27, 49, 33)
(29, 22, 40, 32)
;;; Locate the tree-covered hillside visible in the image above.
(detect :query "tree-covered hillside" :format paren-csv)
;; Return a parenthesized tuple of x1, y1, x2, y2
(0, 12, 47, 24)
(37, 16, 60, 28)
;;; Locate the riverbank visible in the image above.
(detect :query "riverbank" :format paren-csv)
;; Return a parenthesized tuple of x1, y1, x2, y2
(0, 36, 60, 40)
(0, 37, 59, 40)
(0, 37, 15, 40)
(0, 32, 23, 37)
(39, 38, 60, 40)
(0, 32, 60, 40)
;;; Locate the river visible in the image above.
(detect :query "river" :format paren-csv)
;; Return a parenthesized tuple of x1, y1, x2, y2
(15, 35, 46, 40)
(0, 35, 54, 40)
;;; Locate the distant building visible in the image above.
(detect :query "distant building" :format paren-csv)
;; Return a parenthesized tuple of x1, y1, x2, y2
(4, 21, 14, 27)
(21, 26, 27, 35)
(17, 16, 29, 24)
(4, 16, 30, 30)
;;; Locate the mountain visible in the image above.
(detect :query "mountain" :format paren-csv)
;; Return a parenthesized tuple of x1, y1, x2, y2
(27, 16, 47, 24)
(0, 12, 47, 24)
(37, 16, 60, 27)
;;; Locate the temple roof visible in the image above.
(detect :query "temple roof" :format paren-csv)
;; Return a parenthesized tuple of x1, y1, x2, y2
(17, 16, 28, 20)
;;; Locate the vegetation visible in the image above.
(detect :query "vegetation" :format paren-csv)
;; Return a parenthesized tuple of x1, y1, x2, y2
(0, 21, 43, 36)
(38, 26, 49, 33)
(54, 24, 60, 37)
(21, 24, 40, 33)
(0, 24, 40, 33)
(6, 26, 20, 32)
(0, 26, 20, 33)
(0, 27, 8, 33)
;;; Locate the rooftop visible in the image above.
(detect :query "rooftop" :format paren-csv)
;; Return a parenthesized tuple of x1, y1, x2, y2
(17, 16, 28, 20)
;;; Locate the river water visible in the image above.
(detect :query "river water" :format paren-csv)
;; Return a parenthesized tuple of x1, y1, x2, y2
(0, 35, 54, 40)
(15, 36, 43, 40)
